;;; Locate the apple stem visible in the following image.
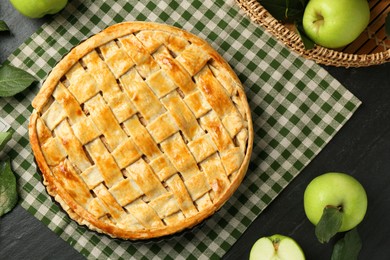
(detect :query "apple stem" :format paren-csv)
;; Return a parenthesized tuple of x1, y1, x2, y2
(326, 205, 343, 212)
(313, 13, 324, 26)
(272, 238, 281, 251)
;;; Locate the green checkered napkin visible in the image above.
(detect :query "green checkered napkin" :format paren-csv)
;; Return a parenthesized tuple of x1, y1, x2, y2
(1, 0, 361, 258)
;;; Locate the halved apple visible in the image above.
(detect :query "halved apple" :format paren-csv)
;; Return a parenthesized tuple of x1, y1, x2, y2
(249, 234, 305, 260)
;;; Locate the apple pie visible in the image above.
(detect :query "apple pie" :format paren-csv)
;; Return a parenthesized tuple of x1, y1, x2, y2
(29, 22, 253, 240)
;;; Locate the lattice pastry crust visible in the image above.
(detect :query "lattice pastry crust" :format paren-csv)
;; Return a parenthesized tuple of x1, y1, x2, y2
(29, 22, 253, 240)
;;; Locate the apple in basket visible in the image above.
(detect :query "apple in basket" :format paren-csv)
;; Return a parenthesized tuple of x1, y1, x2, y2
(302, 0, 370, 48)
(249, 234, 305, 260)
(9, 0, 68, 18)
(304, 172, 368, 240)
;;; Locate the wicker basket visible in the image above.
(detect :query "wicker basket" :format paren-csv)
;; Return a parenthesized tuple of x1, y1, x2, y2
(236, 0, 390, 67)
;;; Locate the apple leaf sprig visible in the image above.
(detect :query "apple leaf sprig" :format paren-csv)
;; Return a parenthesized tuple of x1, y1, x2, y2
(0, 157, 18, 217)
(0, 64, 37, 97)
(0, 22, 34, 217)
(258, 0, 308, 22)
(258, 0, 315, 49)
(0, 23, 38, 97)
(0, 130, 18, 217)
(331, 228, 362, 260)
(315, 208, 362, 260)
(0, 131, 13, 151)
(315, 206, 343, 243)
(0, 20, 10, 32)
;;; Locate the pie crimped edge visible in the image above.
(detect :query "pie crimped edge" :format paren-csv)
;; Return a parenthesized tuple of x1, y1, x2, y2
(28, 21, 254, 240)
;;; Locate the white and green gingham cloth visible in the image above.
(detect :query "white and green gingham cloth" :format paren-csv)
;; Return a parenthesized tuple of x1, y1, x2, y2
(1, 0, 361, 258)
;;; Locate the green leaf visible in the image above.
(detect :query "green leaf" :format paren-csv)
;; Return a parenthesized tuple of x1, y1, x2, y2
(331, 228, 362, 260)
(259, 0, 308, 22)
(259, 0, 314, 50)
(0, 64, 37, 97)
(386, 13, 390, 37)
(0, 131, 13, 151)
(0, 158, 18, 217)
(0, 20, 10, 32)
(315, 206, 343, 243)
(295, 21, 315, 50)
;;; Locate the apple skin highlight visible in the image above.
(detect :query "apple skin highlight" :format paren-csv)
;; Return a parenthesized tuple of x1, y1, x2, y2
(303, 172, 368, 232)
(302, 0, 370, 48)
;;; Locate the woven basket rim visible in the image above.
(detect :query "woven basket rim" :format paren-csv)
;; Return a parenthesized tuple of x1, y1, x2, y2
(236, 0, 390, 67)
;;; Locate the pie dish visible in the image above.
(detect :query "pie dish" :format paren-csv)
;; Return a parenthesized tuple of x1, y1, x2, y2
(29, 21, 253, 240)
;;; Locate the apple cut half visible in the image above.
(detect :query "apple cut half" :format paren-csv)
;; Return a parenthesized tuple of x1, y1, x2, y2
(249, 234, 305, 260)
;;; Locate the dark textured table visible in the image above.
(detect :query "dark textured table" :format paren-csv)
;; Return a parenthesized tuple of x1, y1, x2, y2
(1, 1, 390, 259)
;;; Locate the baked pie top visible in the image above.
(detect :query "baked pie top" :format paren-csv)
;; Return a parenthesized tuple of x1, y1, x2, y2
(29, 22, 253, 240)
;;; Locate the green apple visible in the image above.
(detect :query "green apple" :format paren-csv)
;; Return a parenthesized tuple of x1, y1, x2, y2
(249, 234, 305, 260)
(9, 0, 68, 18)
(302, 0, 370, 48)
(304, 172, 367, 232)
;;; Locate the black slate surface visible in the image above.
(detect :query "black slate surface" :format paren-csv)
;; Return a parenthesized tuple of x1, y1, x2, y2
(1, 1, 390, 259)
